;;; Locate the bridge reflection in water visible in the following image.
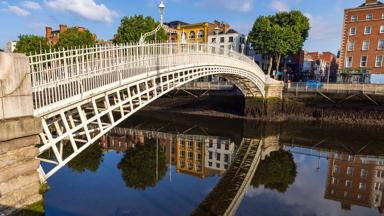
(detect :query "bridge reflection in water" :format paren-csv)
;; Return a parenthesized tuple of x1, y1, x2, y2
(48, 118, 384, 216)
(96, 126, 280, 216)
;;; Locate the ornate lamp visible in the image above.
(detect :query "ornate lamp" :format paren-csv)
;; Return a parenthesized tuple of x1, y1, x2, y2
(139, 0, 180, 44)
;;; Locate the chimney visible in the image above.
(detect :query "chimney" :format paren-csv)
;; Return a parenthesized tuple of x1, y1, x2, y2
(59, 24, 67, 33)
(45, 27, 52, 39)
(366, 0, 378, 5)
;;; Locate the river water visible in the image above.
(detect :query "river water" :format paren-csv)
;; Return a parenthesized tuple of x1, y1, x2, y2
(42, 112, 384, 216)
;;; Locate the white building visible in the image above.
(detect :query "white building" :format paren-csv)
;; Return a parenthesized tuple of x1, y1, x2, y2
(5, 41, 17, 53)
(205, 137, 235, 172)
(208, 29, 246, 54)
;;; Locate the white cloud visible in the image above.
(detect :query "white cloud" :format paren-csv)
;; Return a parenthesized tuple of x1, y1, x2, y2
(7, 5, 30, 16)
(194, 0, 253, 12)
(45, 0, 118, 23)
(270, 0, 289, 12)
(22, 1, 41, 10)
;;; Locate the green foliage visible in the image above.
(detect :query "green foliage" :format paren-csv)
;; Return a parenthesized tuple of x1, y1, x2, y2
(114, 15, 167, 43)
(248, 11, 310, 74)
(118, 139, 167, 190)
(67, 143, 104, 173)
(15, 35, 50, 54)
(251, 150, 297, 193)
(55, 27, 96, 49)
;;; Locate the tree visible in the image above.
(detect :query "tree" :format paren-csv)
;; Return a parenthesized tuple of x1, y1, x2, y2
(114, 15, 167, 44)
(251, 150, 297, 193)
(117, 139, 167, 190)
(271, 11, 310, 77)
(248, 16, 277, 76)
(248, 11, 310, 77)
(67, 142, 104, 173)
(55, 27, 96, 49)
(14, 35, 50, 54)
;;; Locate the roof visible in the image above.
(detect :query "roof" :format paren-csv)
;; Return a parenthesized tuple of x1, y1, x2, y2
(346, 0, 384, 10)
(358, 0, 383, 8)
(165, 21, 189, 27)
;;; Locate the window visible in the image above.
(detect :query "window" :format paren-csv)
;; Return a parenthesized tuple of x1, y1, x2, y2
(375, 182, 384, 191)
(209, 140, 213, 148)
(377, 170, 384, 178)
(348, 41, 355, 51)
(224, 154, 229, 162)
(361, 169, 368, 177)
(189, 31, 195, 39)
(332, 177, 338, 185)
(379, 40, 384, 50)
(216, 153, 221, 161)
(346, 56, 353, 68)
(358, 194, 363, 200)
(344, 191, 348, 197)
(229, 36, 234, 42)
(362, 40, 370, 50)
(348, 155, 354, 161)
(345, 180, 352, 188)
(347, 167, 353, 175)
(364, 26, 372, 35)
(209, 151, 213, 159)
(188, 152, 193, 160)
(220, 37, 225, 43)
(361, 56, 368, 67)
(359, 183, 366, 191)
(208, 161, 212, 166)
(211, 38, 216, 43)
(216, 163, 220, 168)
(198, 30, 204, 38)
(376, 56, 383, 67)
(382, 13, 384, 19)
(380, 25, 384, 33)
(334, 165, 340, 173)
(217, 143, 221, 149)
(350, 27, 356, 35)
(366, 14, 373, 20)
(225, 144, 229, 150)
(351, 15, 358, 22)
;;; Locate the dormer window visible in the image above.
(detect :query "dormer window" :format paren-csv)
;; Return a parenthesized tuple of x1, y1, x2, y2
(366, 14, 373, 20)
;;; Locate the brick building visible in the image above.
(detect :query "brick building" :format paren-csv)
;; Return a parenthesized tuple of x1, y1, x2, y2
(324, 153, 376, 210)
(45, 24, 97, 45)
(303, 52, 338, 82)
(339, 0, 384, 82)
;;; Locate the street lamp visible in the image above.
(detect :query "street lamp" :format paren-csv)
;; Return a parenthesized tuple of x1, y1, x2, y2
(159, 0, 165, 25)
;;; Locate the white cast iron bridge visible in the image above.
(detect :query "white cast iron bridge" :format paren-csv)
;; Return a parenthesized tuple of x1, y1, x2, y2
(29, 42, 279, 181)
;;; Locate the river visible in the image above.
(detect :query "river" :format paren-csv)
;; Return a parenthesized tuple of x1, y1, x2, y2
(41, 111, 384, 216)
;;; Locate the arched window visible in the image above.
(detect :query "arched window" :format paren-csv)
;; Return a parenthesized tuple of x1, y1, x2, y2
(189, 31, 196, 39)
(198, 30, 205, 38)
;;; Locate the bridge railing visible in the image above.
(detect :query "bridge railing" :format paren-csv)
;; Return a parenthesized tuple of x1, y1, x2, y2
(286, 82, 384, 95)
(28, 42, 265, 116)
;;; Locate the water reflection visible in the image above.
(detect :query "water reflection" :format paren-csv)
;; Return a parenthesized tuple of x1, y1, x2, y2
(43, 113, 384, 216)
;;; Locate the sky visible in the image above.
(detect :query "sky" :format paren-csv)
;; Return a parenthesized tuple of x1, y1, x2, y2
(0, 0, 365, 53)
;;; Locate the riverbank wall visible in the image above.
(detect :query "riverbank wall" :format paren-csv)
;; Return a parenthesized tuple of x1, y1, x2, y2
(144, 89, 384, 126)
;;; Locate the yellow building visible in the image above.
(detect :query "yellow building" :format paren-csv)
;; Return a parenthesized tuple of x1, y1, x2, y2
(176, 22, 218, 44)
(176, 136, 206, 178)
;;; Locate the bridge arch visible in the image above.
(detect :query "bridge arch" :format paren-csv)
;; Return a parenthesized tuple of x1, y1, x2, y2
(30, 43, 278, 180)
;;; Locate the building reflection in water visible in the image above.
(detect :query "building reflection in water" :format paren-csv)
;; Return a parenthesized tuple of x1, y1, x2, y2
(93, 125, 384, 214)
(99, 127, 236, 179)
(325, 153, 384, 213)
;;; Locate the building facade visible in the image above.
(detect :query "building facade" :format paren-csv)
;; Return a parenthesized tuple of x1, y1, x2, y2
(208, 29, 246, 53)
(339, 0, 384, 82)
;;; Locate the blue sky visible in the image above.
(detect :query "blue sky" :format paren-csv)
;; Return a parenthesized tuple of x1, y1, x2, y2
(0, 0, 364, 53)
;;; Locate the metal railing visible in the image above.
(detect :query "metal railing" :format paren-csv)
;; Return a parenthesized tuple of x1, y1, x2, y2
(28, 42, 267, 116)
(179, 81, 234, 90)
(286, 82, 384, 95)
